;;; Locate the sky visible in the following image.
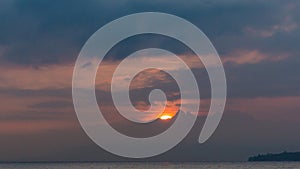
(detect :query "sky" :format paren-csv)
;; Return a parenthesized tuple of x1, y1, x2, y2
(0, 0, 300, 162)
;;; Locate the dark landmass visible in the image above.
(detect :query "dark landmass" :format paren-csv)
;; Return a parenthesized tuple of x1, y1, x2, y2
(249, 151, 300, 161)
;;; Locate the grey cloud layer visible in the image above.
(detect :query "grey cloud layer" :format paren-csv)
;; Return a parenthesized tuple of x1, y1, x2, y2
(0, 0, 299, 64)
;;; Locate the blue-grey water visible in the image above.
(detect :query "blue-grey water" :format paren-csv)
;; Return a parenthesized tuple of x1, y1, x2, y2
(1, 162, 300, 169)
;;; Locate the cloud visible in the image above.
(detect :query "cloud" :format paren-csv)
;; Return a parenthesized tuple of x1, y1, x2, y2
(0, 0, 299, 66)
(0, 118, 76, 134)
(226, 96, 300, 122)
(0, 64, 73, 90)
(245, 22, 298, 38)
(222, 50, 288, 65)
(0, 87, 74, 134)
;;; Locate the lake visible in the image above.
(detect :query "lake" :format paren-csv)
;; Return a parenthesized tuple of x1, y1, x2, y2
(1, 162, 300, 169)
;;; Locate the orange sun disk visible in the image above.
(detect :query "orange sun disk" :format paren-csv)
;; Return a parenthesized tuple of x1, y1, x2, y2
(159, 114, 173, 120)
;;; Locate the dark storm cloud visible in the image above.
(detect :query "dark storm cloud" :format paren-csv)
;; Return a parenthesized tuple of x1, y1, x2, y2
(0, 0, 299, 65)
(103, 34, 195, 61)
(0, 0, 116, 65)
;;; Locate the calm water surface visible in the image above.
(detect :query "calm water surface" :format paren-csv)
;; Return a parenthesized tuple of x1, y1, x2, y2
(1, 162, 300, 169)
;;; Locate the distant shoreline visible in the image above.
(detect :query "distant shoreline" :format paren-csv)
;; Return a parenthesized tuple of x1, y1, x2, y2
(248, 151, 300, 161)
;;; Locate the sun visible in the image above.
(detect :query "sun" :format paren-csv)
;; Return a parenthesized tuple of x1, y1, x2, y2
(159, 114, 173, 120)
